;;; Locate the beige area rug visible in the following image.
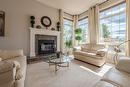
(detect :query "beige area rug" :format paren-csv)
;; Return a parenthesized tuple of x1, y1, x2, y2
(25, 60, 112, 87)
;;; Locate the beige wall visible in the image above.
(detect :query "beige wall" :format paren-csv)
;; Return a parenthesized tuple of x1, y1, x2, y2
(0, 0, 59, 56)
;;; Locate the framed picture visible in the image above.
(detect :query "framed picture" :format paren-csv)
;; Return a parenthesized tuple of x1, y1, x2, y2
(0, 11, 5, 36)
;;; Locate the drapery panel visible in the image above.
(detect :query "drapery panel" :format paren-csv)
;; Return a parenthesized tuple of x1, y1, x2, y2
(126, 0, 130, 57)
(88, 5, 99, 44)
(59, 9, 64, 52)
(73, 15, 79, 46)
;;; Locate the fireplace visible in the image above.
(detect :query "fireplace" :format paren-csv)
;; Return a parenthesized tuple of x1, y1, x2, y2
(29, 28, 60, 57)
(35, 35, 57, 56)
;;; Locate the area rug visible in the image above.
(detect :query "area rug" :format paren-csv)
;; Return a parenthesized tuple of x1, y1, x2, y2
(25, 60, 101, 87)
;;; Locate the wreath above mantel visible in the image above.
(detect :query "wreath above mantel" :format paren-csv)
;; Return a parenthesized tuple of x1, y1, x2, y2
(40, 16, 52, 29)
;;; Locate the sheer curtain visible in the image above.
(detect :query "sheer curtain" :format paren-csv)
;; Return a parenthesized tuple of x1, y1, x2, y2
(126, 0, 130, 57)
(88, 5, 99, 44)
(73, 15, 79, 46)
(59, 9, 64, 53)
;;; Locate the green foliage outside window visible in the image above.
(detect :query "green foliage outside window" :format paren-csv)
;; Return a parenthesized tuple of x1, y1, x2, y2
(102, 24, 110, 38)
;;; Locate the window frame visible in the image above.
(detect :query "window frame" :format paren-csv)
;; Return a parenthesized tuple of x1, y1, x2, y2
(63, 18, 73, 48)
(78, 16, 89, 44)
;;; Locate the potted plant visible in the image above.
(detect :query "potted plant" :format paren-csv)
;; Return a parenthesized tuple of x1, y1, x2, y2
(75, 28, 82, 45)
(65, 40, 72, 55)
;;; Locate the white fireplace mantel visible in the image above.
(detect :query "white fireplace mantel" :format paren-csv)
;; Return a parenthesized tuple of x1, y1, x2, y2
(29, 28, 61, 57)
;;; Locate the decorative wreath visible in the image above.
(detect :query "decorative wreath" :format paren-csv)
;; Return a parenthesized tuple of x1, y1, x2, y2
(41, 16, 52, 28)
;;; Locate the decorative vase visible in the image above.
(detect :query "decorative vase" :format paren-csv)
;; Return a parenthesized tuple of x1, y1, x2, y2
(57, 22, 60, 31)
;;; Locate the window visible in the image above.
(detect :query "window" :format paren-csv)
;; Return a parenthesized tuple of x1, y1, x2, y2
(63, 18, 73, 48)
(99, 3, 126, 55)
(78, 17, 89, 44)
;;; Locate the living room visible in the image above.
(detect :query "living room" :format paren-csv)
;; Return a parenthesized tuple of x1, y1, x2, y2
(0, 0, 130, 87)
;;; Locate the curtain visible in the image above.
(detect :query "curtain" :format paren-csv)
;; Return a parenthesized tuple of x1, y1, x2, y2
(59, 9, 64, 53)
(126, 0, 130, 57)
(88, 5, 99, 44)
(95, 5, 100, 43)
(73, 15, 79, 46)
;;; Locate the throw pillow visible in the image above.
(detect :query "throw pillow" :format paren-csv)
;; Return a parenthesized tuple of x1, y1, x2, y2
(96, 51, 105, 57)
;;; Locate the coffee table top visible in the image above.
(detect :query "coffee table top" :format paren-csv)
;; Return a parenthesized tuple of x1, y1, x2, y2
(49, 55, 71, 64)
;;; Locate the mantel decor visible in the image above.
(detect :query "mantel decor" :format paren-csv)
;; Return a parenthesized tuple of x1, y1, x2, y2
(41, 16, 52, 29)
(0, 11, 5, 36)
(30, 16, 35, 28)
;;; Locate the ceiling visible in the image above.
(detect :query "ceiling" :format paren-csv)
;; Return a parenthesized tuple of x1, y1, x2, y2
(36, 0, 106, 15)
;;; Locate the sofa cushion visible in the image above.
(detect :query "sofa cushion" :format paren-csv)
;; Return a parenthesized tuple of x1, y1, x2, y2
(74, 51, 103, 59)
(102, 67, 130, 87)
(91, 44, 105, 51)
(81, 44, 92, 52)
(116, 57, 130, 73)
(0, 49, 23, 60)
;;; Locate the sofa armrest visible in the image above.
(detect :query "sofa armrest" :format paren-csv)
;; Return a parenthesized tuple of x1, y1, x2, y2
(116, 57, 130, 73)
(73, 46, 81, 51)
(96, 48, 108, 57)
(0, 61, 15, 85)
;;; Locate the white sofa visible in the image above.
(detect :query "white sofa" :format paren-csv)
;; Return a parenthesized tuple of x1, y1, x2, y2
(73, 44, 107, 66)
(0, 49, 27, 87)
(94, 57, 130, 87)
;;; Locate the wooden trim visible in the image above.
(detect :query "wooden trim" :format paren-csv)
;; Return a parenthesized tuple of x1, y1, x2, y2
(63, 17, 73, 21)
(78, 16, 88, 21)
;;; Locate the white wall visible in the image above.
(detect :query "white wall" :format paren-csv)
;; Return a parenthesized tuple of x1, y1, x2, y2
(0, 0, 59, 55)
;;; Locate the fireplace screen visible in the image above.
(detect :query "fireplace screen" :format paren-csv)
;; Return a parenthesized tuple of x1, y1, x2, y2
(38, 40, 56, 55)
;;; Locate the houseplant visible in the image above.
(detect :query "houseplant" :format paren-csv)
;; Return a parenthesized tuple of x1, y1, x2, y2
(75, 28, 82, 45)
(65, 40, 72, 55)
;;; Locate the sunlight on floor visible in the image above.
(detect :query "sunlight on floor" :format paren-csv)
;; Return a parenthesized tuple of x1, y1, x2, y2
(80, 64, 113, 77)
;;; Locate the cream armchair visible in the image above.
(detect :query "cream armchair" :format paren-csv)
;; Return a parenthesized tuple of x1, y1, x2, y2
(0, 49, 26, 87)
(73, 44, 107, 66)
(94, 57, 130, 87)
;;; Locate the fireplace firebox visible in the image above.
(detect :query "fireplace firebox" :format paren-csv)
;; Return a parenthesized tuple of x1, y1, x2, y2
(35, 35, 57, 56)
(38, 40, 56, 55)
